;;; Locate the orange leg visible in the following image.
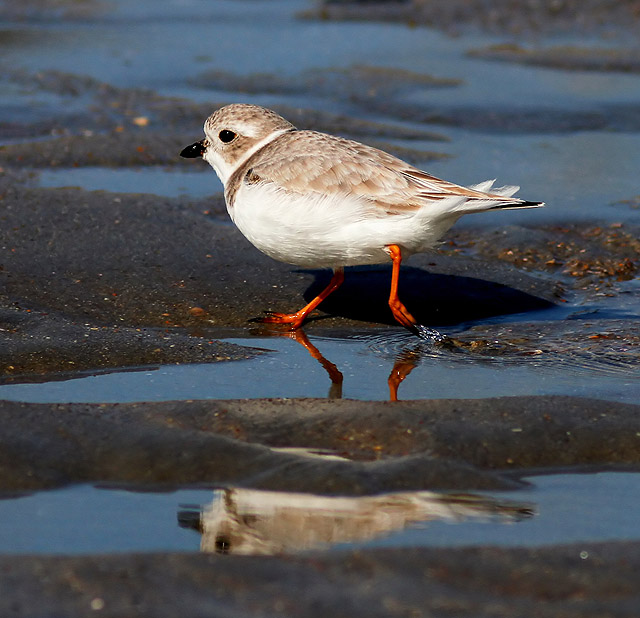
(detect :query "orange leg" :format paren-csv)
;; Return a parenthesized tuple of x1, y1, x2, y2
(387, 244, 448, 342)
(258, 267, 345, 330)
(386, 245, 419, 331)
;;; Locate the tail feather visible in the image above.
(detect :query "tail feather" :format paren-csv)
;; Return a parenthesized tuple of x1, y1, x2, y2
(467, 179, 544, 211)
(490, 185, 520, 198)
(417, 178, 544, 223)
(423, 195, 544, 222)
(488, 199, 545, 210)
(469, 179, 498, 193)
(468, 180, 520, 198)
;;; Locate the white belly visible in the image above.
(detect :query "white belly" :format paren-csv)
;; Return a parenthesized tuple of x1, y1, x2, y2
(228, 183, 458, 268)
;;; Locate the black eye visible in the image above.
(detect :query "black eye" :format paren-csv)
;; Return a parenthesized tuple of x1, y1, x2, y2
(219, 130, 236, 143)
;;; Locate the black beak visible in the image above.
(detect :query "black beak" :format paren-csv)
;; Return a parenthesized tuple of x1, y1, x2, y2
(180, 140, 205, 158)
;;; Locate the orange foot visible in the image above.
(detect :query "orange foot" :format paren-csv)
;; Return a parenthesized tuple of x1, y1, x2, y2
(254, 268, 345, 331)
(257, 311, 308, 329)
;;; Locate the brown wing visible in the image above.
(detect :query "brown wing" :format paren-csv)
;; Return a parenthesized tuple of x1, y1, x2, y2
(229, 130, 493, 214)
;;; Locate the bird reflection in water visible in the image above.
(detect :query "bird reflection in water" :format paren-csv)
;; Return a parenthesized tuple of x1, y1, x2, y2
(178, 487, 534, 556)
(254, 327, 433, 401)
(283, 329, 344, 399)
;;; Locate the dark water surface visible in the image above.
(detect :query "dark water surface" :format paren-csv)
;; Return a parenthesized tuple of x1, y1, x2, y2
(0, 327, 637, 403)
(1, 472, 639, 555)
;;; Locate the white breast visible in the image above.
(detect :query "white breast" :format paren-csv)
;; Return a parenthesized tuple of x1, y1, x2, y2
(227, 183, 461, 268)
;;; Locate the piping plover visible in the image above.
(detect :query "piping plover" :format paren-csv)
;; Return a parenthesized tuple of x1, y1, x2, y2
(181, 104, 543, 338)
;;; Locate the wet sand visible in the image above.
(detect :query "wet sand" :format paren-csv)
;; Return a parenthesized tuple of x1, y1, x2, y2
(307, 0, 640, 37)
(3, 542, 640, 617)
(1, 396, 638, 493)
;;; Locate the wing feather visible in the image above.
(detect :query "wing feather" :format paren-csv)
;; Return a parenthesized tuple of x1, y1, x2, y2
(227, 130, 529, 215)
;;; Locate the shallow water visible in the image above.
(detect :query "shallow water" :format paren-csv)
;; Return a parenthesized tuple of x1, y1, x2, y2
(4, 0, 640, 223)
(0, 327, 637, 403)
(36, 167, 219, 199)
(1, 472, 639, 555)
(428, 131, 640, 225)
